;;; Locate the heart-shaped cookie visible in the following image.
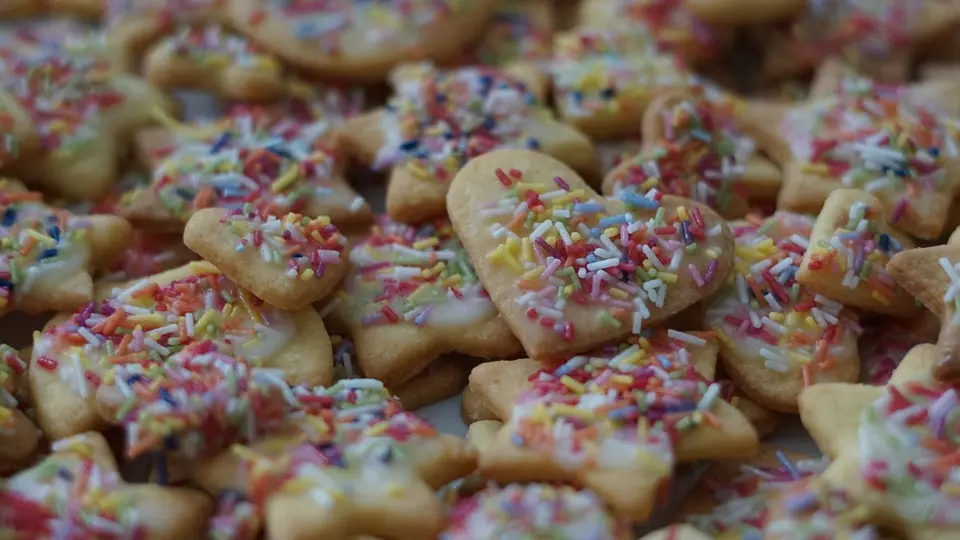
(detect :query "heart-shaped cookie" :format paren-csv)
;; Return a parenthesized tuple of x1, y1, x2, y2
(448, 149, 734, 361)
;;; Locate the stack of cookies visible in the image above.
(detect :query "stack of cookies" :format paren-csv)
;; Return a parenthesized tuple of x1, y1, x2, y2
(0, 1, 959, 539)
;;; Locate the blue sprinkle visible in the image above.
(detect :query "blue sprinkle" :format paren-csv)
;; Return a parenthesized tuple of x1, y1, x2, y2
(0, 278, 12, 289)
(160, 388, 176, 406)
(511, 433, 525, 446)
(2, 208, 16, 226)
(574, 202, 605, 214)
(176, 188, 194, 200)
(40, 248, 58, 260)
(929, 147, 940, 157)
(620, 190, 659, 209)
(210, 132, 232, 154)
(526, 138, 540, 150)
(154, 452, 169, 485)
(48, 226, 60, 241)
(599, 215, 627, 227)
(399, 139, 419, 151)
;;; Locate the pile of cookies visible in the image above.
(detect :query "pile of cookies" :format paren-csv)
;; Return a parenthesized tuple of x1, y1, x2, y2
(1, 0, 959, 538)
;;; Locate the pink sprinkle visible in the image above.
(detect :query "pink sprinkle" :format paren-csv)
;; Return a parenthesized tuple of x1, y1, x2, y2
(891, 198, 908, 223)
(688, 264, 704, 287)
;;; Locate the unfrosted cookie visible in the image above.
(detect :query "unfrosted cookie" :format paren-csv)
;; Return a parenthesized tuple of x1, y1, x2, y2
(228, 0, 497, 80)
(704, 213, 860, 413)
(0, 432, 213, 539)
(193, 379, 477, 539)
(185, 209, 347, 310)
(143, 24, 286, 101)
(0, 179, 133, 317)
(28, 261, 334, 441)
(448, 149, 733, 361)
(461, 385, 498, 424)
(120, 105, 371, 231)
(470, 330, 758, 521)
(340, 63, 596, 223)
(551, 28, 691, 140)
(325, 216, 522, 387)
(742, 73, 960, 240)
(603, 88, 781, 220)
(797, 189, 917, 317)
(391, 357, 471, 411)
(798, 352, 960, 538)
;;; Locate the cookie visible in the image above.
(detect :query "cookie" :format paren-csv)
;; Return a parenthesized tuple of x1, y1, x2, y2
(0, 344, 41, 473)
(677, 445, 828, 537)
(887, 244, 960, 381)
(639, 526, 712, 540)
(764, 477, 882, 539)
(340, 63, 597, 223)
(391, 356, 471, 411)
(0, 179, 133, 317)
(684, 0, 805, 26)
(0, 432, 213, 539)
(448, 149, 734, 361)
(463, 0, 554, 67)
(551, 28, 691, 140)
(228, 0, 497, 80)
(704, 213, 861, 413)
(461, 386, 498, 424)
(464, 419, 502, 450)
(143, 24, 286, 102)
(194, 379, 477, 539)
(185, 209, 347, 310)
(858, 314, 940, 385)
(743, 73, 960, 240)
(723, 380, 781, 437)
(28, 261, 334, 441)
(798, 350, 960, 538)
(324, 216, 522, 388)
(97, 230, 199, 283)
(797, 189, 917, 317)
(576, 0, 729, 62)
(603, 88, 781, 220)
(470, 330, 759, 521)
(441, 481, 633, 540)
(120, 105, 371, 232)
(0, 30, 174, 201)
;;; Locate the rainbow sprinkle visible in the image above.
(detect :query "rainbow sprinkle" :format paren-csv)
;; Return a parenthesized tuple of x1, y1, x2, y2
(209, 491, 260, 540)
(594, 0, 719, 54)
(858, 379, 960, 524)
(157, 24, 281, 72)
(467, 4, 552, 66)
(333, 217, 492, 328)
(374, 64, 544, 183)
(223, 209, 345, 280)
(100, 231, 199, 283)
(705, 213, 859, 384)
(482, 167, 724, 341)
(0, 182, 94, 312)
(510, 330, 722, 472)
(0, 434, 145, 539)
(0, 344, 26, 433)
(441, 482, 629, 540)
(766, 479, 877, 539)
(858, 318, 933, 385)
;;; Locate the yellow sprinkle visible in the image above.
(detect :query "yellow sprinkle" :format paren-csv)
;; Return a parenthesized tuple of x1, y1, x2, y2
(506, 236, 521, 255)
(386, 483, 404, 497)
(785, 311, 799, 326)
(24, 229, 57, 247)
(515, 182, 547, 193)
(405, 161, 431, 181)
(658, 272, 678, 284)
(238, 289, 264, 324)
(440, 275, 462, 287)
(283, 478, 314, 494)
(523, 266, 545, 280)
(549, 403, 595, 419)
(636, 449, 670, 476)
(366, 422, 388, 437)
(870, 290, 890, 305)
(603, 227, 618, 238)
(271, 166, 301, 193)
(716, 329, 733, 348)
(643, 259, 654, 270)
(521, 237, 535, 262)
(299, 269, 315, 281)
(570, 232, 582, 242)
(194, 309, 216, 334)
(560, 376, 584, 393)
(769, 311, 785, 323)
(412, 238, 439, 250)
(788, 351, 811, 364)
(677, 206, 689, 221)
(641, 177, 659, 190)
(801, 162, 829, 175)
(804, 316, 818, 329)
(609, 288, 629, 300)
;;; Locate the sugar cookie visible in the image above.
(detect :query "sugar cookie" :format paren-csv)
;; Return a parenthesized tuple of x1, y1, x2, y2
(551, 28, 691, 140)
(0, 344, 41, 473)
(185, 209, 347, 310)
(325, 216, 522, 387)
(121, 105, 371, 231)
(858, 315, 939, 386)
(463, 0, 553, 67)
(29, 261, 334, 441)
(0, 432, 213, 539)
(764, 477, 882, 539)
(704, 213, 861, 413)
(340, 63, 596, 223)
(228, 0, 497, 80)
(797, 189, 917, 316)
(887, 244, 960, 381)
(391, 357, 471, 411)
(603, 89, 781, 220)
(470, 330, 758, 521)
(0, 179, 133, 317)
(722, 379, 781, 437)
(461, 386, 498, 424)
(448, 149, 733, 361)
(798, 353, 960, 538)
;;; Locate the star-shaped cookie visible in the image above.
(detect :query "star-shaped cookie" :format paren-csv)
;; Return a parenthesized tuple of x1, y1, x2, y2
(449, 149, 734, 361)
(28, 261, 335, 441)
(0, 178, 133, 317)
(469, 329, 759, 521)
(888, 243, 960, 380)
(193, 379, 477, 539)
(704, 212, 861, 412)
(603, 87, 781, 220)
(0, 432, 213, 539)
(799, 346, 960, 538)
(742, 68, 960, 239)
(340, 62, 596, 223)
(119, 104, 371, 231)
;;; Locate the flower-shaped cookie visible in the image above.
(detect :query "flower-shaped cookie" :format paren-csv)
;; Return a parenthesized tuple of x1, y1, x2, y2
(799, 352, 960, 538)
(121, 105, 370, 231)
(449, 149, 733, 360)
(704, 212, 861, 412)
(0, 179, 133, 317)
(603, 89, 781, 219)
(341, 63, 596, 222)
(228, 0, 497, 79)
(194, 379, 477, 539)
(469, 330, 758, 520)
(327, 216, 522, 387)
(28, 261, 334, 440)
(551, 28, 691, 140)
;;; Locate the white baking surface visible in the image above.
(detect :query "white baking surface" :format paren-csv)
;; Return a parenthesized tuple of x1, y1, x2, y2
(0, 88, 822, 534)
